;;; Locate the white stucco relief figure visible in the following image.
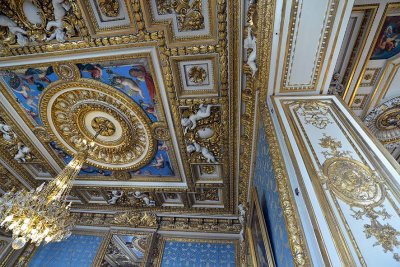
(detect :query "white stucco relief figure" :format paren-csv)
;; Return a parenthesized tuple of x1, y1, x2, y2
(244, 27, 257, 76)
(238, 204, 246, 242)
(0, 123, 16, 143)
(0, 15, 29, 46)
(186, 141, 217, 163)
(23, 0, 43, 25)
(181, 104, 212, 135)
(14, 142, 31, 163)
(46, 0, 71, 42)
(133, 191, 155, 207)
(107, 190, 123, 205)
(328, 73, 344, 95)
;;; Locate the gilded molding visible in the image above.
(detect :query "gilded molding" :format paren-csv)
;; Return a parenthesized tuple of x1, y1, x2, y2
(72, 212, 241, 234)
(0, 0, 236, 215)
(260, 102, 310, 266)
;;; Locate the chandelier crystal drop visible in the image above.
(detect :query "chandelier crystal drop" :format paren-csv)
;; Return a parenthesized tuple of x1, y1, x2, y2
(0, 151, 88, 249)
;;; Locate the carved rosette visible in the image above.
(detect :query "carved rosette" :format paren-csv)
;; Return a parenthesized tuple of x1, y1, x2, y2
(364, 97, 400, 146)
(39, 79, 156, 170)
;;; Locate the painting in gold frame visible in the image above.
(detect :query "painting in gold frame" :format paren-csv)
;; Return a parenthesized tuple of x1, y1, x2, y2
(247, 187, 275, 267)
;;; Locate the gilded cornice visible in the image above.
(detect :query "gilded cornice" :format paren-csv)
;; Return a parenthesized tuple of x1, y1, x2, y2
(256, 0, 275, 101)
(237, 0, 275, 207)
(72, 212, 241, 234)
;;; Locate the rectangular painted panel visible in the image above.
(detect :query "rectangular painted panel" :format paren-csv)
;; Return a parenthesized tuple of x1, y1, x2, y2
(273, 95, 400, 266)
(28, 234, 103, 267)
(161, 240, 236, 267)
(253, 121, 294, 267)
(287, 0, 331, 86)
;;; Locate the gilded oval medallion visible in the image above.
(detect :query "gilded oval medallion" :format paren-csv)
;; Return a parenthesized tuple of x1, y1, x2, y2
(322, 158, 385, 206)
(39, 79, 156, 170)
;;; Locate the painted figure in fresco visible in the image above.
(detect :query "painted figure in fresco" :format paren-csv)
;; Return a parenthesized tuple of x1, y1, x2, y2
(78, 63, 103, 79)
(181, 104, 212, 134)
(11, 84, 38, 110)
(143, 170, 151, 176)
(378, 25, 400, 52)
(112, 76, 144, 98)
(139, 100, 157, 118)
(151, 154, 164, 169)
(133, 191, 155, 207)
(23, 68, 52, 87)
(13, 142, 31, 163)
(186, 141, 217, 163)
(129, 65, 156, 103)
(107, 190, 123, 205)
(158, 142, 169, 151)
(0, 123, 16, 143)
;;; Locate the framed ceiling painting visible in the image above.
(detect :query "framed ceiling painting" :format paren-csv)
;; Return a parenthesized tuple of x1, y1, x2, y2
(247, 187, 275, 267)
(93, 230, 155, 267)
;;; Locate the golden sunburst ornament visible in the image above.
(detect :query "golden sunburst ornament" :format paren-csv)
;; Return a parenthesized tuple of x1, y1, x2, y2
(188, 66, 207, 84)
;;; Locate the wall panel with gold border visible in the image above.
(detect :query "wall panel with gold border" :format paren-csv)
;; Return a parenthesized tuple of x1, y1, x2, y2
(271, 95, 400, 266)
(267, 0, 354, 95)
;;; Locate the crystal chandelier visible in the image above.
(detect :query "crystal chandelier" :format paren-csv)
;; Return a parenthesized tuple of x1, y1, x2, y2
(0, 129, 103, 249)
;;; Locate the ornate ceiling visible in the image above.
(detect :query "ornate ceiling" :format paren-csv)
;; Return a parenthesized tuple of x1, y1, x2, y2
(0, 0, 245, 217)
(0, 0, 399, 242)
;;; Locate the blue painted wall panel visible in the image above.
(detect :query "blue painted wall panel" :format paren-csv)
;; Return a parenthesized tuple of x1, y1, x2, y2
(28, 234, 103, 267)
(253, 121, 294, 267)
(161, 241, 236, 267)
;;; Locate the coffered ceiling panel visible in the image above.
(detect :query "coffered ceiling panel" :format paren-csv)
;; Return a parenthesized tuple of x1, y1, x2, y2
(0, 0, 241, 216)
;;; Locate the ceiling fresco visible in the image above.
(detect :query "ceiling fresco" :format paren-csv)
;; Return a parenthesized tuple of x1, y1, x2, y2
(1, 57, 176, 179)
(0, 0, 244, 216)
(371, 15, 400, 60)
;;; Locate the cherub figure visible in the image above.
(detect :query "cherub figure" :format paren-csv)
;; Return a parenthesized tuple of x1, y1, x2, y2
(0, 123, 16, 143)
(107, 190, 123, 205)
(244, 27, 257, 76)
(11, 84, 38, 110)
(112, 76, 144, 98)
(151, 154, 164, 169)
(46, 0, 71, 42)
(186, 141, 217, 163)
(14, 142, 31, 163)
(133, 191, 155, 207)
(181, 104, 212, 134)
(0, 15, 29, 46)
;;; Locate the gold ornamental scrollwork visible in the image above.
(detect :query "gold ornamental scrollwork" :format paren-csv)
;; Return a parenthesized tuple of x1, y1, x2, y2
(32, 126, 52, 143)
(38, 78, 156, 171)
(151, 122, 170, 141)
(113, 171, 131, 181)
(53, 63, 81, 81)
(188, 66, 207, 84)
(113, 211, 158, 228)
(319, 135, 400, 262)
(155, 0, 205, 31)
(97, 0, 120, 17)
(322, 158, 385, 207)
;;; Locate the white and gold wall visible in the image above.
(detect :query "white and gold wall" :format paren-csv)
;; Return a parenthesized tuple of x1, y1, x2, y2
(271, 95, 400, 266)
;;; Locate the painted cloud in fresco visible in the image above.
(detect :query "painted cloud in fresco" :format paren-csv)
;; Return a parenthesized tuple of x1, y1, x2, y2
(1, 58, 175, 177)
(372, 16, 400, 60)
